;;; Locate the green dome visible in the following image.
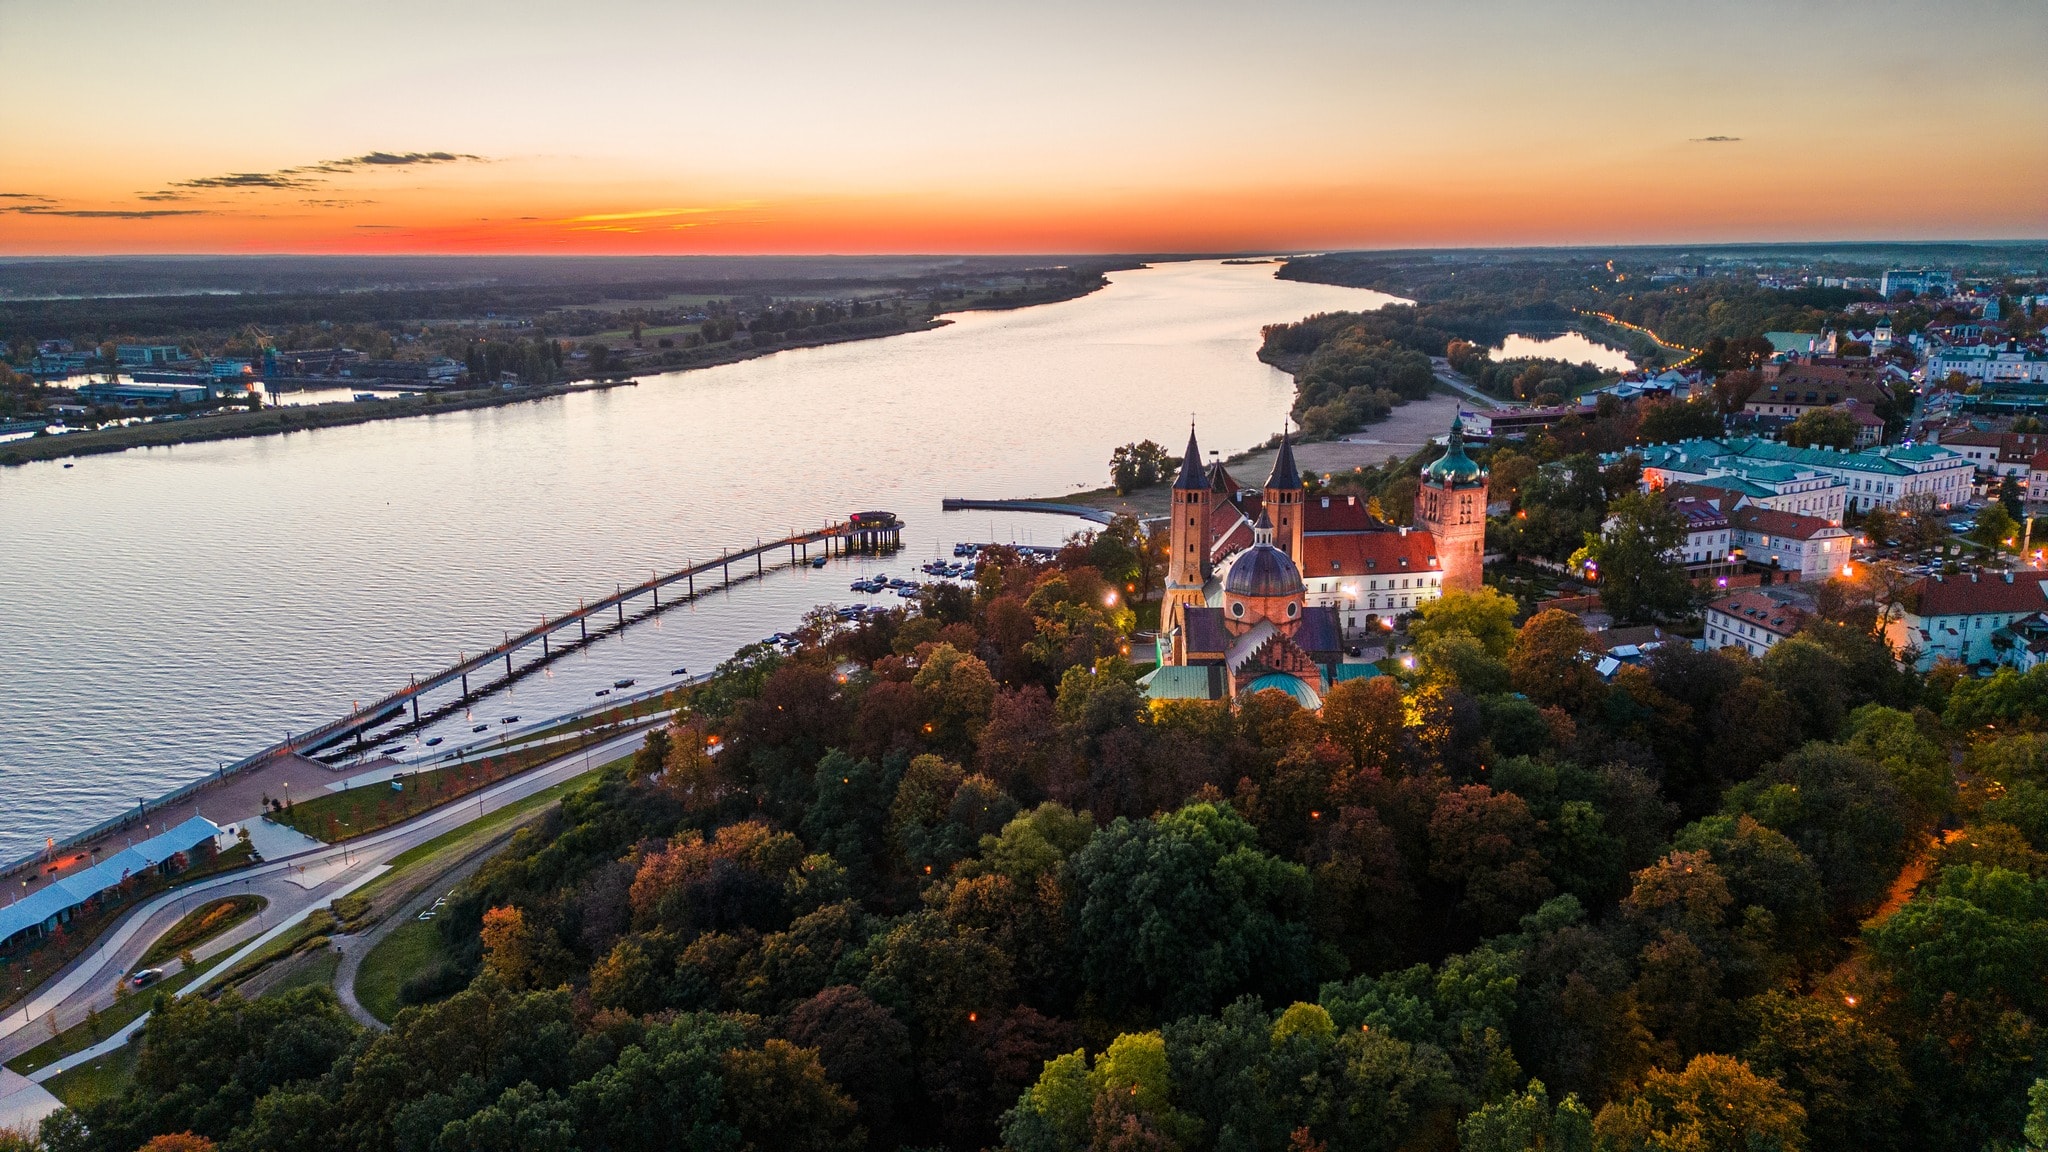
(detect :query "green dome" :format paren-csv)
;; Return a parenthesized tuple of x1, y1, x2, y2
(1244, 673, 1323, 710)
(1424, 417, 1485, 487)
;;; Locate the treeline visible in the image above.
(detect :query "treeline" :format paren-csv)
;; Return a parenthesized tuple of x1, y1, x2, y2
(43, 511, 2048, 1152)
(1447, 343, 1610, 402)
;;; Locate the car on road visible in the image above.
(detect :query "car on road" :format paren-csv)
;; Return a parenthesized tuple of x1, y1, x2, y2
(129, 967, 163, 988)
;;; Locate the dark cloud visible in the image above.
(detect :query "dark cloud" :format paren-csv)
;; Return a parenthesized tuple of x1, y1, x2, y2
(295, 151, 483, 176)
(0, 205, 208, 218)
(173, 171, 319, 191)
(136, 190, 195, 202)
(302, 198, 377, 208)
(154, 151, 486, 200)
(1691, 135, 1742, 143)
(0, 193, 55, 202)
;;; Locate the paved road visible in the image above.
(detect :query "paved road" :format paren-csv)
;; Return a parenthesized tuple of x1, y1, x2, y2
(1428, 358, 1500, 410)
(0, 728, 648, 1065)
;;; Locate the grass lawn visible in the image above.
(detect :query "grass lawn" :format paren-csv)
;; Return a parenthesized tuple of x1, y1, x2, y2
(255, 944, 341, 1000)
(275, 732, 612, 843)
(355, 917, 448, 1024)
(141, 895, 266, 965)
(5, 953, 221, 1076)
(210, 909, 336, 991)
(43, 1043, 137, 1110)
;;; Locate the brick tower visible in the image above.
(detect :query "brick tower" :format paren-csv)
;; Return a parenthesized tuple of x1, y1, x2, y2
(1164, 423, 1213, 617)
(1414, 415, 1489, 593)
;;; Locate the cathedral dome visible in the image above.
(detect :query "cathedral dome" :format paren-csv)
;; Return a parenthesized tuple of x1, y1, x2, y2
(1224, 543, 1304, 599)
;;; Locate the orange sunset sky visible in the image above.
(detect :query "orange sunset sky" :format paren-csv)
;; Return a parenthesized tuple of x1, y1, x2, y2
(3, 0, 2045, 255)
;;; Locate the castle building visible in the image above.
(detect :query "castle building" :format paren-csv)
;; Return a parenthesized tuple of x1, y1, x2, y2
(1144, 418, 1489, 708)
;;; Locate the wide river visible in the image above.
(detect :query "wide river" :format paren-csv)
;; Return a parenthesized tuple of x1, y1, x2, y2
(0, 260, 1398, 863)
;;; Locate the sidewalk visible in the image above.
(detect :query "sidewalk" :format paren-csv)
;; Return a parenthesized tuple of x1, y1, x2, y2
(0, 1067, 60, 1133)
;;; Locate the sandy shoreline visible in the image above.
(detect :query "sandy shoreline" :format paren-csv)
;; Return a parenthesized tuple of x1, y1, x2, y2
(1027, 390, 1465, 520)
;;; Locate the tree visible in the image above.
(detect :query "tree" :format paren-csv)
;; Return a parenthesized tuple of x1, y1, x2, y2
(1458, 1079, 1594, 1152)
(1636, 399, 1725, 445)
(1320, 676, 1407, 774)
(1973, 500, 2020, 552)
(1508, 610, 1602, 712)
(1784, 408, 1859, 450)
(1409, 587, 1521, 657)
(1578, 492, 1690, 624)
(1110, 440, 1174, 495)
(1740, 991, 1908, 1152)
(1428, 785, 1554, 935)
(1592, 1054, 1806, 1152)
(1067, 802, 1317, 1019)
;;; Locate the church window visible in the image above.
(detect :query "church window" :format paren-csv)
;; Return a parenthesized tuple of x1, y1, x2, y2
(1287, 602, 1298, 619)
(1231, 602, 1245, 618)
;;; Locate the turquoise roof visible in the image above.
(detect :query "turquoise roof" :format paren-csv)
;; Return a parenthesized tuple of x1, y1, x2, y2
(1145, 665, 1224, 701)
(1245, 672, 1324, 710)
(1332, 663, 1382, 683)
(1424, 417, 1485, 486)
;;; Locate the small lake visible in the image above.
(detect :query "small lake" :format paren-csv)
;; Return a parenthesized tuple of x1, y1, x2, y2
(1489, 331, 1637, 373)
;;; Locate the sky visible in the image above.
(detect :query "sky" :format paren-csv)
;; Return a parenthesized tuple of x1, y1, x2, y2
(2, 0, 2044, 255)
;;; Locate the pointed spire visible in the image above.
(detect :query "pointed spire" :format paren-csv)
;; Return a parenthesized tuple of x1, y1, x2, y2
(1253, 509, 1275, 546)
(1264, 424, 1301, 491)
(1173, 421, 1207, 490)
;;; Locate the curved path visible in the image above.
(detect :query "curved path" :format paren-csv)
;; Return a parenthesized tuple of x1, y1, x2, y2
(0, 728, 647, 1066)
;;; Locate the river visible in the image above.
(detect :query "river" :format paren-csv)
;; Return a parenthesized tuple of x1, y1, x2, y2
(0, 260, 1400, 862)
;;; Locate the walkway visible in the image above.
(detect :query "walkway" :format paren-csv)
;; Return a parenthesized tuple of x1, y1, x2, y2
(0, 1068, 60, 1133)
(0, 727, 648, 1064)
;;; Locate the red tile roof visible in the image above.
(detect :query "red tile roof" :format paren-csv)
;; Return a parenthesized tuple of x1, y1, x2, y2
(1304, 496, 1385, 534)
(1731, 506, 1843, 541)
(1910, 571, 2048, 618)
(1300, 529, 1439, 578)
(1708, 592, 1808, 638)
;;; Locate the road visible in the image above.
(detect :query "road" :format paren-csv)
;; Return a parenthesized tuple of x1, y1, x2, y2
(0, 727, 649, 1066)
(1428, 358, 1500, 410)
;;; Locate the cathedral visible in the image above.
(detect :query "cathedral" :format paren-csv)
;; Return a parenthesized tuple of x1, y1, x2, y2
(1142, 417, 1488, 708)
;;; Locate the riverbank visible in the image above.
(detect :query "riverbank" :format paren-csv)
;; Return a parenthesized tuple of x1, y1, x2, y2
(0, 379, 644, 468)
(0, 270, 1126, 468)
(1032, 390, 1462, 520)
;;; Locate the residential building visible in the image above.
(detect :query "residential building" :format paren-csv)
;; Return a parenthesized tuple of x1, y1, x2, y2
(1932, 429, 2048, 481)
(1885, 570, 2048, 671)
(1743, 364, 1895, 422)
(1729, 506, 1855, 581)
(1627, 437, 1970, 516)
(1704, 591, 1810, 657)
(1924, 342, 2048, 386)
(1880, 269, 1955, 297)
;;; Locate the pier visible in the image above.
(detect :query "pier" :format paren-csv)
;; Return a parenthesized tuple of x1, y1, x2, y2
(283, 512, 902, 758)
(941, 497, 1114, 524)
(0, 510, 903, 879)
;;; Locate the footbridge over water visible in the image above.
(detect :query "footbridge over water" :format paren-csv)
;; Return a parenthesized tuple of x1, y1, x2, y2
(274, 511, 903, 760)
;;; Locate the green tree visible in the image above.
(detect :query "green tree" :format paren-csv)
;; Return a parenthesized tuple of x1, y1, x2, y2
(1459, 1079, 1594, 1152)
(1109, 440, 1174, 494)
(1972, 501, 2020, 552)
(1577, 492, 1690, 624)
(1784, 408, 1859, 450)
(1409, 587, 1522, 657)
(1067, 802, 1317, 1020)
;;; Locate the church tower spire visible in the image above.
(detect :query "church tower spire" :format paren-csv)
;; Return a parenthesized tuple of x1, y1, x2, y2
(1165, 420, 1213, 618)
(1262, 425, 1304, 566)
(1415, 413, 1488, 593)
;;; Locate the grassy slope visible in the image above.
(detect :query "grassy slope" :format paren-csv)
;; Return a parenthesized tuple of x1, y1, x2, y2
(354, 918, 447, 1025)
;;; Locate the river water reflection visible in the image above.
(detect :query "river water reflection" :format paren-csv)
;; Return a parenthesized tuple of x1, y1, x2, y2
(0, 260, 1399, 860)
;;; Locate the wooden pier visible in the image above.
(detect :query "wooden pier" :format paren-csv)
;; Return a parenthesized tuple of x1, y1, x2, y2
(274, 511, 902, 759)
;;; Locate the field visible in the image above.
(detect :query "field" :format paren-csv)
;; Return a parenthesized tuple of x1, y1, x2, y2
(354, 917, 448, 1024)
(274, 731, 613, 842)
